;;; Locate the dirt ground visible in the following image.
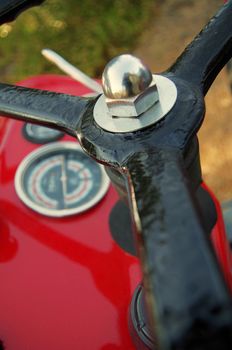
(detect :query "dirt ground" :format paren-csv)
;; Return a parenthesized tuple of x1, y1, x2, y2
(134, 0, 232, 202)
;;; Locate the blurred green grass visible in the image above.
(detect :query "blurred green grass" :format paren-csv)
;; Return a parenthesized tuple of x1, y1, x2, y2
(0, 0, 154, 83)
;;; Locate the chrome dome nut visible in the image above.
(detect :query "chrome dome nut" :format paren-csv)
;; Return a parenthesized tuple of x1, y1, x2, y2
(102, 54, 159, 118)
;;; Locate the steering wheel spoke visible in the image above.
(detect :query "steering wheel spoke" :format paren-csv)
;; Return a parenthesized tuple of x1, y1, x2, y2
(169, 0, 232, 95)
(0, 83, 96, 136)
(0, 0, 45, 24)
(123, 149, 232, 349)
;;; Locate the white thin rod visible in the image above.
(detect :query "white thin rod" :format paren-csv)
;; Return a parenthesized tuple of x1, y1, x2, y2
(41, 48, 103, 93)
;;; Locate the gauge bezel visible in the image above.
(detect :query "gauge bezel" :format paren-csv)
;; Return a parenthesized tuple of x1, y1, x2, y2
(22, 123, 64, 144)
(15, 142, 110, 217)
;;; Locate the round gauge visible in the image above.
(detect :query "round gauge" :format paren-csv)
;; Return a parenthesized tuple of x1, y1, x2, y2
(15, 142, 110, 217)
(23, 123, 64, 144)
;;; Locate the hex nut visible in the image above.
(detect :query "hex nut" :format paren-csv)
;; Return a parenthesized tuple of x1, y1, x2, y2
(105, 82, 159, 118)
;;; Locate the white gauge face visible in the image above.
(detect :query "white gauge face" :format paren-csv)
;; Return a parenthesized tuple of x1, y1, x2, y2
(15, 142, 110, 217)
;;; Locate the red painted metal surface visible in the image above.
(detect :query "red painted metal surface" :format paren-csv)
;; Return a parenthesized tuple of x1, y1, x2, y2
(0, 75, 231, 349)
(0, 75, 141, 350)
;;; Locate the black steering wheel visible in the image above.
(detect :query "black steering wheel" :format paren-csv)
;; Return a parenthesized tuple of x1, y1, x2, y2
(0, 1, 232, 349)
